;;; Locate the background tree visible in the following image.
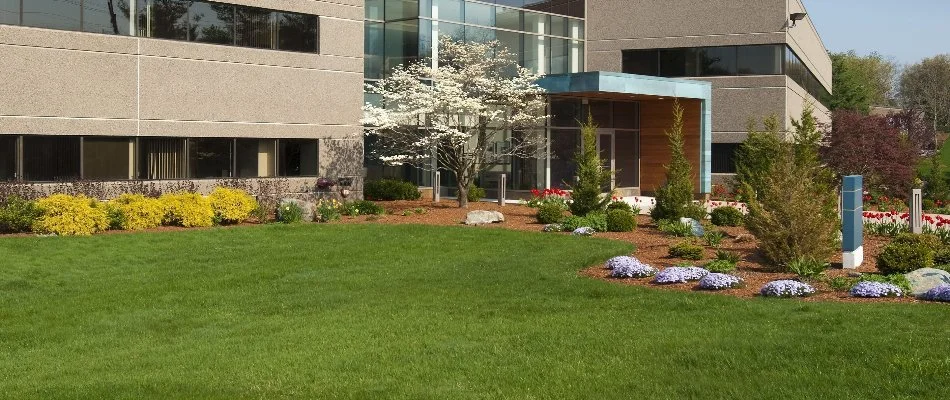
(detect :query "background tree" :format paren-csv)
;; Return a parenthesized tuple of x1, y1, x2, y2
(899, 55, 950, 132)
(362, 37, 548, 208)
(568, 114, 612, 216)
(743, 107, 839, 267)
(650, 100, 698, 221)
(821, 111, 919, 197)
(827, 51, 898, 112)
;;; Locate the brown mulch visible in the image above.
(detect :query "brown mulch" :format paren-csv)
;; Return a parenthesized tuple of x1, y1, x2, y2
(338, 199, 923, 303)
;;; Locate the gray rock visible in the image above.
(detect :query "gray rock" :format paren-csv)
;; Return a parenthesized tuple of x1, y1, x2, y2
(847, 271, 864, 278)
(905, 268, 950, 296)
(679, 217, 705, 237)
(279, 198, 315, 222)
(465, 210, 505, 225)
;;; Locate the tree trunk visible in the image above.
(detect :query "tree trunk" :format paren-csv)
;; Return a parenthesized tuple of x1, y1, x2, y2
(457, 183, 469, 208)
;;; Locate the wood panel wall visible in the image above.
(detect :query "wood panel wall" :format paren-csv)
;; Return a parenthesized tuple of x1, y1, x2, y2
(638, 99, 702, 194)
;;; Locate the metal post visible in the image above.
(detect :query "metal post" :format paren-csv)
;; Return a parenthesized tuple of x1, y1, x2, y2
(911, 189, 923, 234)
(498, 174, 506, 206)
(841, 175, 864, 269)
(433, 171, 440, 203)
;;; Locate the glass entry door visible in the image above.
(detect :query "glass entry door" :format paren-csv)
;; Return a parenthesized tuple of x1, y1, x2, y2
(614, 130, 640, 188)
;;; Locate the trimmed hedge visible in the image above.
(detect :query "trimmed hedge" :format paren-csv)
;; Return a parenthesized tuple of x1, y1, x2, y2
(710, 206, 744, 226)
(606, 209, 636, 232)
(364, 179, 421, 201)
(33, 194, 109, 236)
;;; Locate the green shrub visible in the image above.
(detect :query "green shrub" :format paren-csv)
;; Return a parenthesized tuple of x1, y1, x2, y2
(877, 241, 935, 275)
(277, 202, 304, 224)
(606, 201, 633, 213)
(108, 194, 164, 231)
(935, 247, 950, 266)
(669, 241, 703, 260)
(0, 196, 42, 233)
(467, 184, 486, 203)
(160, 193, 215, 228)
(249, 205, 269, 223)
(715, 250, 742, 264)
(568, 113, 611, 217)
(606, 209, 636, 232)
(828, 276, 860, 292)
(710, 206, 744, 227)
(33, 194, 110, 236)
(364, 179, 421, 201)
(683, 203, 708, 221)
(342, 200, 385, 216)
(315, 199, 342, 222)
(584, 212, 608, 233)
(892, 233, 941, 249)
(786, 257, 829, 280)
(537, 202, 566, 224)
(560, 215, 585, 232)
(209, 187, 258, 224)
(860, 273, 913, 295)
(705, 259, 736, 273)
(657, 219, 692, 237)
(923, 199, 937, 211)
(704, 230, 724, 247)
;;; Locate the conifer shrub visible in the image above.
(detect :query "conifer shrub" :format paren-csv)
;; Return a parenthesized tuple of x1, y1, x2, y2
(568, 113, 611, 216)
(651, 100, 696, 221)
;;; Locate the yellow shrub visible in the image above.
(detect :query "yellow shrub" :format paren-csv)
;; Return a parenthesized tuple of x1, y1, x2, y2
(160, 192, 214, 228)
(109, 194, 164, 230)
(208, 187, 258, 224)
(33, 194, 110, 236)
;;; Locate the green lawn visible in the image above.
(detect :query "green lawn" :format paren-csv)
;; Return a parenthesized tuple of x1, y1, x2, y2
(1, 224, 948, 399)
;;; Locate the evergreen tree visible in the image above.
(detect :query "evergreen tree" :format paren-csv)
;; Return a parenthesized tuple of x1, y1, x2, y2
(650, 100, 696, 221)
(568, 113, 612, 216)
(734, 116, 783, 202)
(924, 156, 950, 201)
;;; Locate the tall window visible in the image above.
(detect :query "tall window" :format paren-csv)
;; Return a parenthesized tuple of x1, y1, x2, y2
(84, 138, 132, 180)
(712, 143, 739, 174)
(236, 139, 275, 178)
(277, 12, 318, 52)
(138, 137, 186, 180)
(278, 139, 318, 177)
(189, 138, 232, 178)
(23, 136, 80, 181)
(0, 136, 15, 181)
(236, 7, 274, 49)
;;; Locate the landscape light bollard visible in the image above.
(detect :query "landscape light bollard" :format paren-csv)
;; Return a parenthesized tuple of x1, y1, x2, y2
(911, 189, 923, 234)
(841, 175, 864, 269)
(498, 174, 507, 206)
(433, 171, 440, 203)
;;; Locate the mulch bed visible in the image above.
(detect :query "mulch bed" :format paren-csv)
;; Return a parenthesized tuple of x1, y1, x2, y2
(339, 199, 921, 303)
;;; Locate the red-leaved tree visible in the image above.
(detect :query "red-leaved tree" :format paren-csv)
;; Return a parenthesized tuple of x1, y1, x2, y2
(821, 111, 919, 197)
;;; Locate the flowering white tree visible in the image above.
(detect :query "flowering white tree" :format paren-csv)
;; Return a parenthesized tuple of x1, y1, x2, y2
(362, 37, 549, 208)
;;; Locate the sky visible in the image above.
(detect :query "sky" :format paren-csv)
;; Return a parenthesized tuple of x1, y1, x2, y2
(806, 0, 950, 65)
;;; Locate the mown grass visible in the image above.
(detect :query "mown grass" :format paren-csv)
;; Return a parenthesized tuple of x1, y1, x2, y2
(0, 224, 948, 399)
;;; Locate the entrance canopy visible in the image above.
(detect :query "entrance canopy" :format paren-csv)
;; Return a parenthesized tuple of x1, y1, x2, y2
(538, 72, 713, 194)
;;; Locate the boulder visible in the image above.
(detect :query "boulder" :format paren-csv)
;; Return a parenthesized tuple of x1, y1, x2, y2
(679, 217, 705, 237)
(465, 210, 505, 225)
(279, 198, 315, 222)
(904, 268, 950, 296)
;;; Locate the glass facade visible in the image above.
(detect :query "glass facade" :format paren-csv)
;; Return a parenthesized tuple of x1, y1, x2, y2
(365, 0, 585, 79)
(622, 44, 829, 105)
(22, 136, 81, 181)
(84, 138, 132, 180)
(0, 0, 319, 53)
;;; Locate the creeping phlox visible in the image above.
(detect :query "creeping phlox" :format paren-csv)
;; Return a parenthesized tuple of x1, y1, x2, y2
(760, 280, 816, 298)
(849, 281, 903, 298)
(697, 273, 744, 290)
(605, 256, 657, 279)
(919, 285, 950, 302)
(653, 266, 709, 284)
(572, 227, 595, 236)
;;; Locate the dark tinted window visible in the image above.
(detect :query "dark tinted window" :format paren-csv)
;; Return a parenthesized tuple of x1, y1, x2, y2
(23, 136, 80, 181)
(148, 0, 189, 40)
(189, 138, 233, 178)
(189, 2, 234, 44)
(0, 0, 18, 25)
(622, 50, 658, 76)
(22, 0, 81, 31)
(235, 7, 274, 49)
(737, 45, 783, 75)
(550, 98, 582, 127)
(82, 0, 131, 35)
(365, 21, 385, 79)
(278, 139, 318, 177)
(83, 138, 131, 180)
(0, 136, 15, 181)
(699, 46, 736, 76)
(660, 48, 699, 77)
(236, 139, 264, 178)
(277, 12, 318, 52)
(712, 143, 739, 174)
(495, 6, 521, 31)
(138, 137, 186, 180)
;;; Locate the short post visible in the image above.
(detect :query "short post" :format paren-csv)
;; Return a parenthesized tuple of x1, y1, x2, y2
(498, 174, 507, 206)
(841, 175, 864, 269)
(433, 171, 440, 203)
(911, 189, 923, 234)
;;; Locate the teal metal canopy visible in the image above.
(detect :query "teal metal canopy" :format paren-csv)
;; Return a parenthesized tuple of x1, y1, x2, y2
(538, 71, 714, 193)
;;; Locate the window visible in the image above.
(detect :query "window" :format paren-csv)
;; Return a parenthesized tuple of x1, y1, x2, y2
(278, 139, 318, 177)
(495, 7, 521, 31)
(277, 12, 318, 52)
(83, 138, 131, 180)
(433, 0, 462, 22)
(523, 12, 549, 35)
(82, 0, 131, 35)
(712, 143, 739, 174)
(23, 136, 80, 181)
(699, 46, 736, 76)
(549, 129, 579, 189)
(22, 0, 81, 31)
(496, 30, 523, 64)
(236, 7, 274, 49)
(0, 0, 18, 25)
(386, 0, 419, 20)
(189, 138, 232, 178)
(737, 45, 783, 75)
(148, 0, 189, 41)
(385, 19, 421, 72)
(236, 139, 273, 178)
(549, 15, 567, 37)
(464, 1, 494, 27)
(549, 37, 568, 74)
(613, 101, 639, 130)
(622, 50, 658, 76)
(0, 136, 15, 181)
(465, 25, 495, 43)
(550, 98, 581, 127)
(138, 137, 186, 180)
(659, 48, 698, 77)
(523, 34, 546, 74)
(365, 0, 383, 20)
(365, 21, 385, 79)
(189, 2, 234, 45)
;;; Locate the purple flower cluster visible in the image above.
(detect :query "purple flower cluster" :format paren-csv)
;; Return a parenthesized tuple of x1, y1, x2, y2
(759, 280, 815, 298)
(572, 227, 595, 236)
(849, 281, 903, 298)
(920, 285, 950, 302)
(606, 256, 658, 279)
(654, 266, 709, 284)
(697, 273, 744, 290)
